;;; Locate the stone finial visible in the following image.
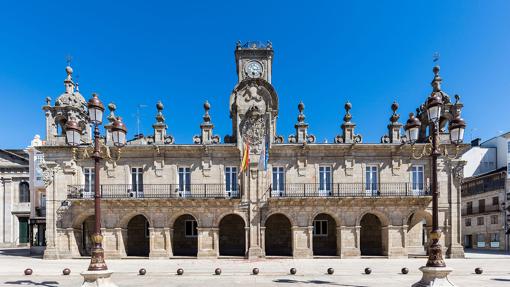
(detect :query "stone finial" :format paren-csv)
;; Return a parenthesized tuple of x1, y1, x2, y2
(193, 101, 219, 145)
(45, 96, 52, 106)
(335, 101, 362, 144)
(107, 103, 116, 123)
(431, 65, 442, 92)
(64, 66, 75, 94)
(381, 101, 403, 143)
(151, 101, 173, 145)
(288, 101, 315, 144)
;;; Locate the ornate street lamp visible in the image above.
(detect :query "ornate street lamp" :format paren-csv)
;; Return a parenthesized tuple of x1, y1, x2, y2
(65, 93, 127, 286)
(405, 66, 466, 287)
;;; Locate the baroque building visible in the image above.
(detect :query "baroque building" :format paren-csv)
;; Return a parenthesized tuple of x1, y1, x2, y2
(37, 42, 467, 260)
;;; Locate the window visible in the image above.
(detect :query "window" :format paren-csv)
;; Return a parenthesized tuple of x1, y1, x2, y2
(185, 220, 198, 237)
(40, 193, 46, 208)
(477, 234, 485, 247)
(19, 182, 30, 203)
(466, 202, 473, 215)
(507, 141, 510, 153)
(131, 167, 144, 196)
(411, 165, 424, 195)
(490, 233, 500, 242)
(478, 199, 485, 213)
(34, 153, 44, 184)
(492, 196, 499, 206)
(313, 220, 328, 236)
(477, 217, 484, 225)
(319, 166, 332, 195)
(491, 215, 498, 224)
(365, 165, 378, 196)
(272, 167, 285, 196)
(465, 218, 471, 226)
(84, 167, 95, 197)
(178, 167, 191, 197)
(225, 167, 238, 197)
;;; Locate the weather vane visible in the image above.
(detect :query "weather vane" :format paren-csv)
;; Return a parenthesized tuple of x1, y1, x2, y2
(66, 54, 73, 66)
(433, 52, 440, 63)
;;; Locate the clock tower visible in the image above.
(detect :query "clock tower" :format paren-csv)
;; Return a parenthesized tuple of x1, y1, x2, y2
(235, 41, 274, 83)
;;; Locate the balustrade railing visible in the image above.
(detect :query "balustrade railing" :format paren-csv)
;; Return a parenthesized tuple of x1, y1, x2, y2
(67, 184, 240, 199)
(269, 183, 429, 198)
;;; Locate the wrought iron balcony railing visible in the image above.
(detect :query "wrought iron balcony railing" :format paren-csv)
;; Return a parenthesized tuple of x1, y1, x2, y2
(269, 183, 430, 198)
(67, 184, 240, 199)
(461, 204, 503, 216)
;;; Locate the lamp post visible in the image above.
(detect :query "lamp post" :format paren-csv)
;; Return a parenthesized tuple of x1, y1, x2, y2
(405, 68, 466, 286)
(65, 93, 127, 285)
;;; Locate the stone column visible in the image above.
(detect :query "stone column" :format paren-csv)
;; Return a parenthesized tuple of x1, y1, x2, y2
(247, 164, 263, 258)
(43, 166, 59, 259)
(258, 226, 266, 258)
(149, 227, 169, 259)
(118, 228, 127, 257)
(386, 225, 408, 258)
(197, 227, 217, 258)
(336, 225, 342, 256)
(65, 227, 80, 258)
(340, 225, 361, 258)
(1, 178, 13, 245)
(164, 228, 173, 257)
(291, 226, 313, 258)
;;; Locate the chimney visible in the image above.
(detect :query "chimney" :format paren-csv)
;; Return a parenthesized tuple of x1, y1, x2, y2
(471, 138, 481, 147)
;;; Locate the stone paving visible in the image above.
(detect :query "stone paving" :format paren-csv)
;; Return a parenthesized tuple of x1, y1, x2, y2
(1, 248, 509, 286)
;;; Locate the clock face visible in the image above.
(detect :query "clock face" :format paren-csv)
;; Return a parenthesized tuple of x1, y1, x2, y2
(245, 61, 263, 78)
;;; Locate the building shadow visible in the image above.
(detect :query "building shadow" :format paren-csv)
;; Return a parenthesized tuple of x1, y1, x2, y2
(0, 248, 39, 258)
(492, 278, 510, 282)
(273, 279, 367, 287)
(4, 280, 59, 287)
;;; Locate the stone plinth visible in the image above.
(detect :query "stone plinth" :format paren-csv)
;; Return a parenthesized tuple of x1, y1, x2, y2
(81, 270, 118, 287)
(412, 266, 456, 287)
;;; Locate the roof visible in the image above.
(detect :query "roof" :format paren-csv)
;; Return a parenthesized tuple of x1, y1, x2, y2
(464, 166, 507, 182)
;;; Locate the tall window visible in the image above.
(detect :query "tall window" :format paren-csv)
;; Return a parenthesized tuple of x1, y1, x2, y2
(40, 193, 46, 208)
(84, 167, 95, 197)
(225, 167, 238, 197)
(178, 167, 191, 197)
(490, 215, 498, 224)
(411, 165, 424, 195)
(19, 182, 30, 203)
(313, 220, 328, 236)
(478, 199, 485, 213)
(131, 167, 144, 197)
(491, 233, 500, 243)
(492, 196, 499, 206)
(272, 167, 285, 196)
(477, 217, 484, 225)
(465, 218, 471, 226)
(466, 202, 473, 215)
(319, 166, 332, 195)
(185, 220, 198, 237)
(365, 165, 378, 196)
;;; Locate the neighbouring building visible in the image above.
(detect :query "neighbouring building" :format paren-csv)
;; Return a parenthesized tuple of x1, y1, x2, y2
(461, 134, 510, 251)
(0, 149, 30, 247)
(26, 135, 47, 254)
(37, 41, 467, 260)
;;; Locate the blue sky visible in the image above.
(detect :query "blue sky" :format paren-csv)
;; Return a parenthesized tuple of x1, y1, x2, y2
(0, 1, 509, 148)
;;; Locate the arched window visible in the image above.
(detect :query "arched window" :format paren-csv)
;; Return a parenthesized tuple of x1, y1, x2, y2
(19, 182, 30, 203)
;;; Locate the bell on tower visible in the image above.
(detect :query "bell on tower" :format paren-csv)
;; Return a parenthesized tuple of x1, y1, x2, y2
(235, 41, 274, 83)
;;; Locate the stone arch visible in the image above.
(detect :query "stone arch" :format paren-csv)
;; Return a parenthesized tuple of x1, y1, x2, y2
(219, 214, 246, 256)
(229, 78, 279, 117)
(169, 211, 201, 228)
(172, 214, 198, 257)
(356, 210, 390, 227)
(119, 211, 153, 229)
(405, 209, 433, 256)
(264, 213, 293, 256)
(262, 211, 297, 227)
(308, 211, 341, 227)
(312, 213, 338, 256)
(74, 215, 95, 256)
(214, 211, 248, 227)
(359, 213, 385, 256)
(126, 214, 150, 257)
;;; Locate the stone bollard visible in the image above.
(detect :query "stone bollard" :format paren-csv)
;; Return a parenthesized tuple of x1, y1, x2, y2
(62, 268, 71, 276)
(475, 267, 483, 275)
(252, 268, 259, 275)
(215, 268, 222, 275)
(401, 267, 409, 275)
(139, 268, 146, 276)
(24, 269, 33, 276)
(290, 268, 297, 275)
(327, 268, 334, 275)
(176, 268, 184, 275)
(364, 267, 372, 275)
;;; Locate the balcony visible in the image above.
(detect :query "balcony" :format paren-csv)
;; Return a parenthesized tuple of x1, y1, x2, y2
(67, 184, 240, 199)
(462, 204, 503, 216)
(269, 183, 429, 198)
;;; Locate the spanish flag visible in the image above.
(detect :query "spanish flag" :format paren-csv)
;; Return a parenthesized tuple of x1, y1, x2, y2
(240, 142, 250, 173)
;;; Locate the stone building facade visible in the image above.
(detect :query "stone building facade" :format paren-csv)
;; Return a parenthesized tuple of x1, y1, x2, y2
(38, 42, 467, 260)
(0, 149, 30, 247)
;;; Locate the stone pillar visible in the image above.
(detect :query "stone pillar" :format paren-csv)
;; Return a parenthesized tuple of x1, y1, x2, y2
(43, 166, 59, 259)
(119, 228, 127, 257)
(386, 225, 408, 258)
(336, 225, 342, 256)
(149, 227, 170, 259)
(340, 225, 360, 258)
(257, 226, 266, 258)
(164, 228, 173, 257)
(65, 227, 81, 258)
(0, 178, 13, 245)
(244, 226, 250, 257)
(292, 226, 313, 258)
(247, 164, 263, 258)
(197, 227, 216, 258)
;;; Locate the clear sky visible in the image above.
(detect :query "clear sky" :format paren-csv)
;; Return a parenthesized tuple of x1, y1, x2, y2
(0, 1, 509, 148)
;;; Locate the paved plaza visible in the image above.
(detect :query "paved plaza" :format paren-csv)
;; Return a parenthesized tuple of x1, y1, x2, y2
(0, 249, 509, 286)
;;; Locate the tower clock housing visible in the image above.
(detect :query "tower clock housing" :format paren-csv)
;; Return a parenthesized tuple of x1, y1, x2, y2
(235, 41, 274, 83)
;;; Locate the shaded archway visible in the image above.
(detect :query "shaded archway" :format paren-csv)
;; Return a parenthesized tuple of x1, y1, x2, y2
(173, 214, 198, 256)
(75, 215, 95, 256)
(407, 210, 432, 256)
(360, 213, 383, 256)
(265, 213, 292, 256)
(312, 213, 337, 256)
(127, 215, 149, 257)
(219, 214, 246, 256)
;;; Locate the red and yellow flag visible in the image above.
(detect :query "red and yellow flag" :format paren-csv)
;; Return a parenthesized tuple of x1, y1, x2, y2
(240, 142, 250, 173)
